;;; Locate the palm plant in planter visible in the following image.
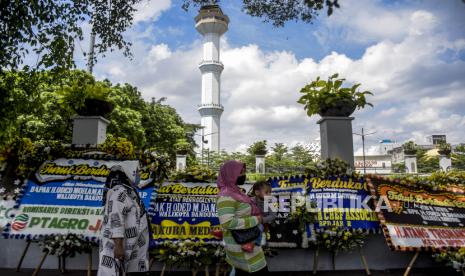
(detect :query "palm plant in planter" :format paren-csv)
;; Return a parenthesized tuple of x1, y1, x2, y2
(247, 140, 268, 156)
(174, 139, 191, 155)
(58, 71, 114, 117)
(438, 142, 452, 156)
(298, 74, 373, 117)
(402, 141, 418, 155)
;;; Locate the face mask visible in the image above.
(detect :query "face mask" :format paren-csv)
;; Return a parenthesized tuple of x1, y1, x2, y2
(236, 175, 246, 185)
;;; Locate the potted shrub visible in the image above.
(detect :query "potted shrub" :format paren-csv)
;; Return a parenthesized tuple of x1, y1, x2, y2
(174, 139, 191, 155)
(58, 71, 114, 117)
(297, 74, 373, 117)
(402, 141, 417, 155)
(438, 142, 452, 156)
(247, 140, 268, 156)
(76, 83, 113, 117)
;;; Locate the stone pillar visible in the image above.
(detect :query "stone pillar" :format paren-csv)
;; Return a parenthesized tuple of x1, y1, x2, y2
(72, 116, 109, 145)
(255, 155, 265, 174)
(404, 154, 417, 174)
(439, 155, 452, 172)
(317, 117, 354, 167)
(176, 155, 187, 171)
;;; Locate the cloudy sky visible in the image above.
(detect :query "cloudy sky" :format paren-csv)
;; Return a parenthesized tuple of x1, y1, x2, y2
(75, 0, 465, 154)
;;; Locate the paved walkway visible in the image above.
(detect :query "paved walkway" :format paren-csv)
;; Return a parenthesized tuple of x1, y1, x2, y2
(1, 267, 462, 276)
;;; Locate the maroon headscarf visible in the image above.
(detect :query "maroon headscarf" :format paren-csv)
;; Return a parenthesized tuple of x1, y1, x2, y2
(217, 160, 261, 216)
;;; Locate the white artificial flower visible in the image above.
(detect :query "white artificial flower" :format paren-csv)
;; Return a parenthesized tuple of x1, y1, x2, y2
(14, 179, 21, 186)
(452, 261, 461, 270)
(0, 187, 6, 194)
(14, 188, 21, 194)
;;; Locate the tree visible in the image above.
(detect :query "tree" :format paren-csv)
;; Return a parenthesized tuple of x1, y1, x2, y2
(416, 149, 439, 174)
(205, 143, 317, 176)
(206, 150, 253, 173)
(289, 144, 316, 166)
(392, 163, 406, 174)
(452, 144, 465, 170)
(0, 70, 195, 158)
(1, 0, 143, 70)
(271, 143, 288, 162)
(183, 0, 340, 27)
(2, 1, 341, 71)
(0, 70, 75, 144)
(247, 140, 268, 156)
(266, 143, 289, 174)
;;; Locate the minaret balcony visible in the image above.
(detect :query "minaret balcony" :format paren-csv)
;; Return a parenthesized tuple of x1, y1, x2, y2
(198, 104, 224, 116)
(195, 6, 229, 35)
(199, 60, 224, 73)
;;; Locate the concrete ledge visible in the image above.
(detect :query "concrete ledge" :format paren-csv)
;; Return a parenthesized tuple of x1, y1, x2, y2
(317, 116, 355, 124)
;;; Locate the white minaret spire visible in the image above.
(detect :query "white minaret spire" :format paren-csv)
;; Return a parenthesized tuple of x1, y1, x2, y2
(195, 5, 229, 153)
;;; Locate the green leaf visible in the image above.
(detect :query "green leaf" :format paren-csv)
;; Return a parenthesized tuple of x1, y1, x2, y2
(316, 80, 327, 87)
(351, 83, 361, 92)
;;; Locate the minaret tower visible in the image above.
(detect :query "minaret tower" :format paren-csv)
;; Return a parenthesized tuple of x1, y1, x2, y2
(195, 5, 229, 152)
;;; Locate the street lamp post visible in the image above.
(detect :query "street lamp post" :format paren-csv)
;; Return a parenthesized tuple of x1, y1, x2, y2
(194, 130, 218, 164)
(354, 128, 376, 174)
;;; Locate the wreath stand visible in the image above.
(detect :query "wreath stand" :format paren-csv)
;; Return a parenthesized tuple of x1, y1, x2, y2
(31, 252, 93, 276)
(15, 240, 94, 276)
(149, 258, 228, 276)
(403, 251, 419, 276)
(153, 263, 228, 276)
(87, 252, 93, 276)
(192, 265, 229, 276)
(312, 247, 371, 275)
(148, 258, 168, 276)
(15, 240, 50, 276)
(32, 251, 49, 276)
(16, 240, 32, 272)
(215, 263, 229, 276)
(15, 240, 54, 275)
(58, 255, 67, 273)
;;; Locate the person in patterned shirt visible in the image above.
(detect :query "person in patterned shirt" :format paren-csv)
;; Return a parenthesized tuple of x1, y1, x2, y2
(98, 165, 149, 276)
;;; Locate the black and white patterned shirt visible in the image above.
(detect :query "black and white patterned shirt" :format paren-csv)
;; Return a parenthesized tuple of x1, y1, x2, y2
(98, 185, 149, 275)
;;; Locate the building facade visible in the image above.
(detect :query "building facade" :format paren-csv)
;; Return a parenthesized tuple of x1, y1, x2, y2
(354, 155, 392, 174)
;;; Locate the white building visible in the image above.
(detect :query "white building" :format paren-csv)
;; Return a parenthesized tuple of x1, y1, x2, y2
(354, 155, 392, 174)
(195, 5, 229, 152)
(389, 134, 447, 164)
(378, 139, 396, 155)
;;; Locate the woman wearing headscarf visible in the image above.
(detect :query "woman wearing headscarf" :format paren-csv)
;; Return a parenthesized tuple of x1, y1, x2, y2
(216, 160, 268, 275)
(98, 165, 149, 276)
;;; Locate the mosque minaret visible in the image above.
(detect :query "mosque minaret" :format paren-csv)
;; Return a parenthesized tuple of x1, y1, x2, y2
(195, 5, 229, 152)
